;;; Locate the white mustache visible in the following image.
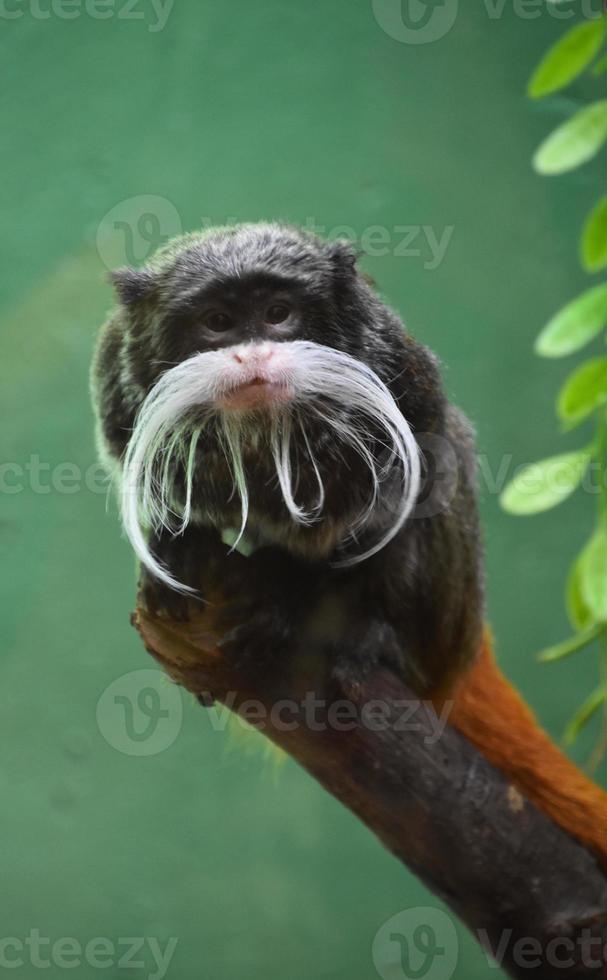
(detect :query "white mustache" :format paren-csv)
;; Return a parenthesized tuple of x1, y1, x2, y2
(120, 340, 421, 592)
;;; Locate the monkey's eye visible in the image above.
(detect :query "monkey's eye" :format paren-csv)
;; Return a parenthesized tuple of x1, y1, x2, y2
(265, 303, 291, 325)
(204, 311, 233, 332)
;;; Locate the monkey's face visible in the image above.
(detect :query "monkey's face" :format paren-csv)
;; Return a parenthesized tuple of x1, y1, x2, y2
(114, 225, 422, 590)
(155, 274, 329, 411)
(116, 224, 385, 387)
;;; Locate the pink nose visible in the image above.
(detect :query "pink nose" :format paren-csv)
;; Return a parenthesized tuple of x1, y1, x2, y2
(232, 345, 274, 365)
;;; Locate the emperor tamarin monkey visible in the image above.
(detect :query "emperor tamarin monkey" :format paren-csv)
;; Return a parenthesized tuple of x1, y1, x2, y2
(92, 223, 607, 873)
(91, 223, 483, 694)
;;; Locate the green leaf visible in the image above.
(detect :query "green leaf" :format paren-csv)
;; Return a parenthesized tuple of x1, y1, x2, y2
(535, 284, 607, 357)
(499, 448, 591, 515)
(567, 556, 596, 630)
(564, 686, 607, 744)
(557, 356, 607, 425)
(528, 18, 607, 99)
(582, 196, 607, 272)
(538, 623, 602, 662)
(579, 526, 607, 621)
(533, 100, 607, 175)
(592, 52, 607, 77)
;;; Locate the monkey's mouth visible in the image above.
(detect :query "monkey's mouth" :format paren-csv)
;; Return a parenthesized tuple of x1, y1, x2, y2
(122, 340, 422, 591)
(217, 377, 293, 411)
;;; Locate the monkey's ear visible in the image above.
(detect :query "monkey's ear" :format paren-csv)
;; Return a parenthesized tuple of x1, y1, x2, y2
(325, 239, 360, 278)
(109, 267, 156, 306)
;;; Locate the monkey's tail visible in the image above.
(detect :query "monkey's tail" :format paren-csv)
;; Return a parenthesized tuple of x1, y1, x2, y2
(444, 637, 607, 870)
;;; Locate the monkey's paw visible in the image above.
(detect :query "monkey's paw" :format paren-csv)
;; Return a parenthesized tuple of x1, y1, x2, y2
(138, 571, 204, 623)
(214, 599, 287, 671)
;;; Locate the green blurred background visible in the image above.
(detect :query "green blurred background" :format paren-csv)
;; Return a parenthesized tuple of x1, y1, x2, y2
(2, 1, 606, 977)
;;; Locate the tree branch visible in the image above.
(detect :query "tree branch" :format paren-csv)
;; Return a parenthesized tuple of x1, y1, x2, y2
(133, 603, 607, 980)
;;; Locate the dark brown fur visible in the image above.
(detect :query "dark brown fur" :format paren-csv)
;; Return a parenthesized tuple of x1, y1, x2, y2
(91, 224, 484, 694)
